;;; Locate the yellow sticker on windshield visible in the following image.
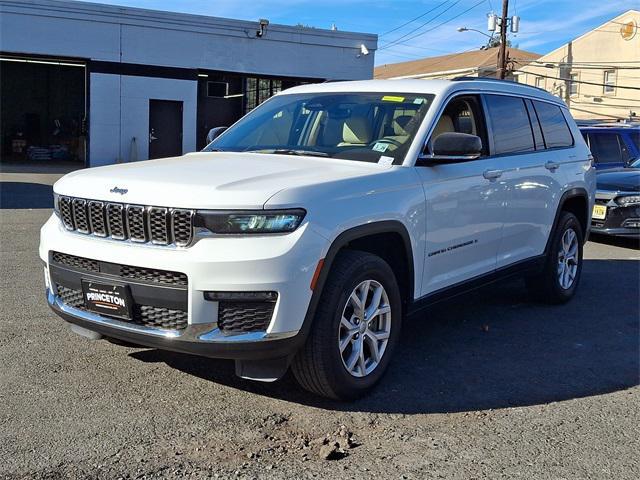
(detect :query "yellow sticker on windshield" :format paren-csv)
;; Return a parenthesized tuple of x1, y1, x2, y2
(381, 95, 405, 102)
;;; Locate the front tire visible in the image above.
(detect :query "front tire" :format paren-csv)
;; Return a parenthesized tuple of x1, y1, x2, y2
(526, 211, 583, 304)
(292, 250, 402, 400)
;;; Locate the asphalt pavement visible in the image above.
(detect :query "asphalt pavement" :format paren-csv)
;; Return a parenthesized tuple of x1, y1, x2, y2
(0, 173, 638, 479)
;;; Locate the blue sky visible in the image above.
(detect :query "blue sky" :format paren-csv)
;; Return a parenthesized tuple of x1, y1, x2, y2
(82, 0, 637, 65)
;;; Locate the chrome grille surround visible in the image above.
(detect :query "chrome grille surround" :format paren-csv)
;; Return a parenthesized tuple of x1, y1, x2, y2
(106, 203, 126, 239)
(59, 196, 74, 230)
(126, 205, 147, 242)
(148, 207, 170, 245)
(72, 198, 89, 234)
(56, 196, 195, 247)
(171, 209, 194, 247)
(88, 200, 107, 237)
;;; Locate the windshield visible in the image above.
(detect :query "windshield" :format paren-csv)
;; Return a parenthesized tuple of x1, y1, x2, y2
(204, 92, 435, 164)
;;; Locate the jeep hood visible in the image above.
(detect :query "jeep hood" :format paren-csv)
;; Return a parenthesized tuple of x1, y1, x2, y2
(596, 167, 640, 193)
(54, 152, 388, 209)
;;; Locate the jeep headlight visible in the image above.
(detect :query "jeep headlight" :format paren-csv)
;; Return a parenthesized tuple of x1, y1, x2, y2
(195, 209, 306, 234)
(616, 195, 640, 207)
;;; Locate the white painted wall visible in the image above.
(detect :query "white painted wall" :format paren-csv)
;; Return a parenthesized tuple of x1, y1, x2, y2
(89, 73, 121, 166)
(0, 0, 377, 166)
(90, 74, 197, 166)
(0, 1, 377, 79)
(120, 76, 197, 163)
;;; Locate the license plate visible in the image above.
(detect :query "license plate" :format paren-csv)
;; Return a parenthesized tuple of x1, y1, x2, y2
(592, 204, 607, 220)
(81, 280, 133, 320)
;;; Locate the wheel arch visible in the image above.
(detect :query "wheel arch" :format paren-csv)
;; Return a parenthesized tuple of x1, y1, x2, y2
(300, 221, 415, 339)
(546, 188, 590, 254)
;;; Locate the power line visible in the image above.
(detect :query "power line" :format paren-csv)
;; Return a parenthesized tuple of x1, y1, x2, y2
(380, 0, 486, 51)
(512, 69, 640, 91)
(380, 0, 451, 37)
(523, 60, 640, 70)
(379, 0, 463, 50)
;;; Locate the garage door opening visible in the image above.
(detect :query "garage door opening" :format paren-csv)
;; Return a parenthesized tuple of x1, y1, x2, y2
(0, 56, 87, 170)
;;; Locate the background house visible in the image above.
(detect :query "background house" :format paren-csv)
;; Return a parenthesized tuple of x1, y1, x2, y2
(374, 46, 540, 81)
(515, 10, 640, 122)
(0, 0, 377, 168)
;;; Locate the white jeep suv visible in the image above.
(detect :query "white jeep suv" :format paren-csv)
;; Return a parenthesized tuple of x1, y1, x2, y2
(40, 79, 595, 399)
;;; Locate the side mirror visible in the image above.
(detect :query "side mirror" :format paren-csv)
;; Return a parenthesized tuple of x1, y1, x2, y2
(206, 126, 228, 144)
(419, 132, 482, 165)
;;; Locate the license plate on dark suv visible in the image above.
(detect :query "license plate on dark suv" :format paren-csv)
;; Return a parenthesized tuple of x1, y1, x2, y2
(81, 280, 133, 320)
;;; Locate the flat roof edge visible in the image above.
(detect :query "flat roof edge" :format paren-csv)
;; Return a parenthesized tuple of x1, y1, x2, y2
(0, 0, 378, 43)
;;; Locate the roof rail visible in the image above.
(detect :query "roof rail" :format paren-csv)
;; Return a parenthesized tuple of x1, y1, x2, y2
(451, 75, 550, 94)
(451, 76, 510, 83)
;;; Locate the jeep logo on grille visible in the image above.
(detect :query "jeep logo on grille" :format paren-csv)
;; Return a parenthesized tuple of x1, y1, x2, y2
(110, 186, 128, 195)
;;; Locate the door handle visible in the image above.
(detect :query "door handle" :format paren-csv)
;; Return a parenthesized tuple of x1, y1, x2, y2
(149, 132, 158, 142)
(483, 169, 503, 180)
(545, 161, 560, 171)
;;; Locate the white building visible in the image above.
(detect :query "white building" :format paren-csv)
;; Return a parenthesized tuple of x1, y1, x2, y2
(0, 0, 377, 167)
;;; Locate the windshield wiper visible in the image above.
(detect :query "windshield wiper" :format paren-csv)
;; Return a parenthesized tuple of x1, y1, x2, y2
(246, 148, 329, 158)
(273, 149, 329, 157)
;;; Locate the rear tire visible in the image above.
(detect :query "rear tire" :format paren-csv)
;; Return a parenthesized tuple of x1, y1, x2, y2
(292, 250, 402, 400)
(526, 211, 583, 304)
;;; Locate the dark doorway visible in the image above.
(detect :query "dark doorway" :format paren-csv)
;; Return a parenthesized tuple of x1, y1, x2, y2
(149, 99, 183, 159)
(0, 56, 87, 167)
(196, 72, 244, 150)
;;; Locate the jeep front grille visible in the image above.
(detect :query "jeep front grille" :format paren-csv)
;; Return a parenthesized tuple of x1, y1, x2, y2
(57, 196, 194, 246)
(51, 251, 188, 287)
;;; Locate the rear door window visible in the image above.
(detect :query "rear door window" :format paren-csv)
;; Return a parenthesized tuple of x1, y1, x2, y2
(588, 133, 626, 164)
(533, 101, 573, 148)
(484, 94, 535, 155)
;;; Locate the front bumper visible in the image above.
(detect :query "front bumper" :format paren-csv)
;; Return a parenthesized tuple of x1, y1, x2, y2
(47, 288, 304, 360)
(40, 213, 328, 359)
(590, 225, 640, 238)
(591, 190, 640, 238)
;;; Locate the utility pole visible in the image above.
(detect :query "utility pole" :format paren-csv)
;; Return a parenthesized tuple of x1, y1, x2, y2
(496, 0, 509, 79)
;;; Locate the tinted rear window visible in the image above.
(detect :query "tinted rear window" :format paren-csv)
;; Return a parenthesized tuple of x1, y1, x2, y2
(588, 133, 623, 164)
(485, 94, 535, 155)
(533, 101, 573, 148)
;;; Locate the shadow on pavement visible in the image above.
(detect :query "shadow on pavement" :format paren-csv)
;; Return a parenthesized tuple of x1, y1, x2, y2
(589, 233, 639, 250)
(0, 182, 53, 209)
(129, 258, 639, 414)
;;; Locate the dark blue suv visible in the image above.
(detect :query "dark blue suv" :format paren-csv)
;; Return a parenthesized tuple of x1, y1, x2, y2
(579, 123, 640, 170)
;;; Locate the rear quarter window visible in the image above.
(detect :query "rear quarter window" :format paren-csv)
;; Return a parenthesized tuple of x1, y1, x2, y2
(533, 101, 574, 148)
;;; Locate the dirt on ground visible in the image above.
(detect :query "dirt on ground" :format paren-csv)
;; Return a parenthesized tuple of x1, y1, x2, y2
(1, 206, 638, 479)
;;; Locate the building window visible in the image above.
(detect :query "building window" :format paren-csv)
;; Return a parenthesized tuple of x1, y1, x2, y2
(569, 73, 579, 96)
(535, 76, 545, 89)
(206, 81, 229, 98)
(603, 69, 616, 95)
(244, 78, 284, 114)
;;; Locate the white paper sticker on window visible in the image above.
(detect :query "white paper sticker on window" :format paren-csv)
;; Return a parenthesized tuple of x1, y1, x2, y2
(378, 156, 394, 166)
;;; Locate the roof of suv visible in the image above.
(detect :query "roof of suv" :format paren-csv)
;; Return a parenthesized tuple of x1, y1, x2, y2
(282, 78, 565, 106)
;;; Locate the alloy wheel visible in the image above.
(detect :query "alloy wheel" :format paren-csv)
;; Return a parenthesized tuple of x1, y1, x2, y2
(557, 227, 579, 289)
(338, 280, 392, 378)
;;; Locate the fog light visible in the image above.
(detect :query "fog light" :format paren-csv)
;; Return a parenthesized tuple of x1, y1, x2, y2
(204, 291, 278, 302)
(622, 219, 640, 228)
